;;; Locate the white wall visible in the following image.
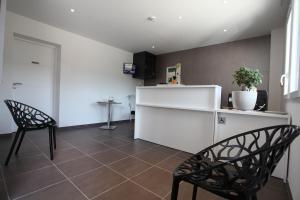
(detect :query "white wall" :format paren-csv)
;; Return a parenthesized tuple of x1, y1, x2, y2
(269, 28, 285, 111)
(0, 0, 6, 80)
(0, 12, 143, 133)
(284, 99, 300, 200)
(269, 26, 300, 200)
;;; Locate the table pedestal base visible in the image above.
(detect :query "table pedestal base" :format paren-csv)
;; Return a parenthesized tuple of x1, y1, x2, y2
(100, 125, 117, 130)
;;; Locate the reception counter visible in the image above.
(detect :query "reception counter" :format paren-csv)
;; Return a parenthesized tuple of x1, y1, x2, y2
(134, 85, 221, 154)
(134, 85, 290, 180)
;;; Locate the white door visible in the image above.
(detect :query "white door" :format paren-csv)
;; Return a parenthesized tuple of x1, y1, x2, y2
(9, 37, 55, 117)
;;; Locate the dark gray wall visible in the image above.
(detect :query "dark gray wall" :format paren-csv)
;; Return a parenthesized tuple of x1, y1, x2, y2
(145, 35, 271, 106)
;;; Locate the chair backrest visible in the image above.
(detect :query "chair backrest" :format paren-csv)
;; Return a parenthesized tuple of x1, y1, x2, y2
(259, 125, 299, 184)
(128, 95, 136, 111)
(211, 125, 300, 192)
(4, 99, 55, 129)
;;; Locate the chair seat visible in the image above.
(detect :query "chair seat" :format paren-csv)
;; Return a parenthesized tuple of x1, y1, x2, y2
(20, 118, 56, 130)
(131, 110, 135, 115)
(175, 152, 266, 199)
(25, 121, 56, 130)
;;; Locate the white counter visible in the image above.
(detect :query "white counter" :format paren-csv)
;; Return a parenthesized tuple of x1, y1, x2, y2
(134, 85, 290, 180)
(136, 85, 222, 110)
(135, 85, 221, 154)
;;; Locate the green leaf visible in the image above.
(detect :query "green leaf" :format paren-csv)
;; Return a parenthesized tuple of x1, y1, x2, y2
(232, 66, 263, 90)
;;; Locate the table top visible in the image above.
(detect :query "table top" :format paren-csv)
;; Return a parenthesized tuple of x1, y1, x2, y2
(97, 100, 121, 104)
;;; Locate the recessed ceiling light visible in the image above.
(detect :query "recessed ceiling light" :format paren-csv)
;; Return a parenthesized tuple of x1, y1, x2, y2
(147, 16, 157, 22)
(223, 0, 228, 4)
(70, 8, 75, 13)
(152, 45, 155, 49)
(178, 16, 183, 20)
(223, 29, 228, 32)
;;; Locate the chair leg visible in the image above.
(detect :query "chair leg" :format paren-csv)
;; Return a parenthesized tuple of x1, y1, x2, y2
(52, 126, 56, 149)
(49, 127, 54, 160)
(171, 177, 181, 200)
(246, 194, 257, 200)
(15, 130, 26, 155)
(5, 128, 22, 166)
(192, 184, 198, 200)
(251, 194, 258, 200)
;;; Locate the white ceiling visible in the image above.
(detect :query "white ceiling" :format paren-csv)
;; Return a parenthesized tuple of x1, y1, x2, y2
(7, 0, 289, 55)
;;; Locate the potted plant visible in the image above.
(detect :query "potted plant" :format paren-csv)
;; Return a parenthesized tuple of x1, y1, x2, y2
(232, 66, 263, 110)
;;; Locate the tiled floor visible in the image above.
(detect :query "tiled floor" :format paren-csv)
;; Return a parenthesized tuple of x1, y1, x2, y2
(0, 122, 290, 200)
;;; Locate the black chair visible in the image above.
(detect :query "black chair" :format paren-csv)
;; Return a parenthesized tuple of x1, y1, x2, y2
(171, 125, 300, 200)
(4, 100, 57, 165)
(128, 95, 135, 122)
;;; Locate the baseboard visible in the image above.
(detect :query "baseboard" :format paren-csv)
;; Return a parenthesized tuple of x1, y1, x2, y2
(286, 180, 294, 200)
(0, 120, 132, 135)
(58, 119, 131, 131)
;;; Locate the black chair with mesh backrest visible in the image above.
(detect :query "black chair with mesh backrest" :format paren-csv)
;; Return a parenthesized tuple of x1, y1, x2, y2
(171, 125, 300, 200)
(4, 99, 57, 165)
(128, 95, 136, 122)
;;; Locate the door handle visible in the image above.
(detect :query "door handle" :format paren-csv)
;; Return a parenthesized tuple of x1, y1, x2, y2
(280, 74, 287, 87)
(12, 82, 23, 86)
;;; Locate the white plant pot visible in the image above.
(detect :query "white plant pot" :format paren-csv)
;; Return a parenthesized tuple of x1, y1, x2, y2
(232, 91, 257, 111)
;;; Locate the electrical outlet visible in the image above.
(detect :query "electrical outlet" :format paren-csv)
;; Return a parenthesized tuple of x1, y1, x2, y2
(218, 116, 226, 124)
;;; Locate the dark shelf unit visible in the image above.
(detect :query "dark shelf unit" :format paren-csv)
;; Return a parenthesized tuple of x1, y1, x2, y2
(133, 51, 156, 80)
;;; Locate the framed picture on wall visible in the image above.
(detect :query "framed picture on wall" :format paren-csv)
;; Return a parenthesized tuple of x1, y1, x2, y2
(166, 63, 182, 84)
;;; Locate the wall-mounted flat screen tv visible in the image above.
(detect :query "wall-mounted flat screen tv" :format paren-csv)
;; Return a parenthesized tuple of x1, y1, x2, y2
(123, 63, 136, 74)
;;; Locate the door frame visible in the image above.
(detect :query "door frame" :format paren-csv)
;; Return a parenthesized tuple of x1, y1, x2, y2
(13, 33, 61, 126)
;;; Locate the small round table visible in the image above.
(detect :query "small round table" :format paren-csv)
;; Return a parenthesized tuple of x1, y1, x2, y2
(97, 100, 121, 130)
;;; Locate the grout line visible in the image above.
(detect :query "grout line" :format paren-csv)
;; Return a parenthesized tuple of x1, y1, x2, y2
(94, 138, 180, 198)
(4, 127, 180, 200)
(128, 150, 180, 175)
(124, 152, 179, 182)
(69, 165, 104, 179)
(101, 136, 134, 144)
(3, 164, 55, 180)
(89, 180, 129, 200)
(58, 138, 130, 179)
(86, 148, 115, 156)
(0, 166, 12, 200)
(56, 150, 132, 180)
(13, 180, 66, 200)
(48, 165, 90, 200)
(88, 138, 158, 158)
(58, 139, 134, 198)
(26, 137, 90, 200)
(106, 155, 131, 165)
(58, 133, 165, 199)
(162, 191, 171, 199)
(86, 132, 181, 174)
(128, 179, 165, 200)
(54, 155, 87, 165)
(39, 145, 74, 153)
(54, 139, 131, 179)
(3, 152, 45, 163)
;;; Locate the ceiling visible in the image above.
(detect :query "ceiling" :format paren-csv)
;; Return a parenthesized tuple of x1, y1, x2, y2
(7, 0, 289, 55)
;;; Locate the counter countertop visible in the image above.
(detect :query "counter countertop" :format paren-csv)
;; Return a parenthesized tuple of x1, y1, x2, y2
(136, 85, 222, 89)
(217, 109, 290, 119)
(136, 103, 215, 112)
